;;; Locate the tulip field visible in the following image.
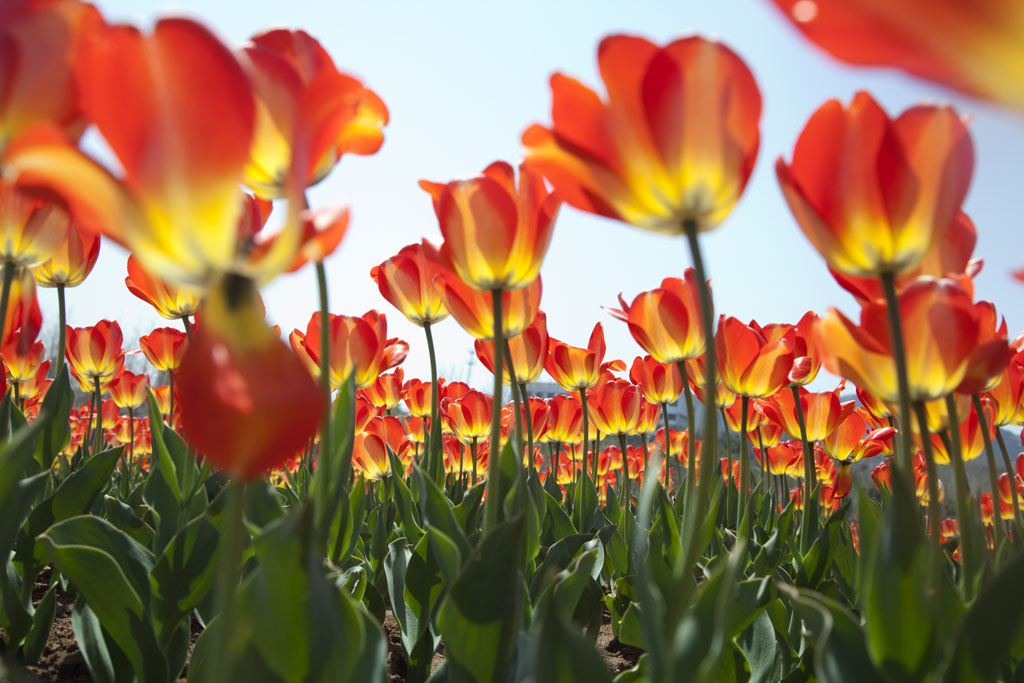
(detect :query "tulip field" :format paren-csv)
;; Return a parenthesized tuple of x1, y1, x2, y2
(4, 1, 1024, 681)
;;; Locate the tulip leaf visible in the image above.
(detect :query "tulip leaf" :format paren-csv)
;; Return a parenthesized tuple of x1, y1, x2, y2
(534, 601, 613, 683)
(945, 548, 1024, 682)
(33, 367, 73, 469)
(438, 515, 526, 682)
(21, 580, 57, 663)
(414, 466, 471, 560)
(39, 515, 167, 683)
(71, 600, 136, 683)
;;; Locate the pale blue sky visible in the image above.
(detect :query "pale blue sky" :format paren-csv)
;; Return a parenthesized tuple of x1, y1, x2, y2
(58, 0, 1024, 389)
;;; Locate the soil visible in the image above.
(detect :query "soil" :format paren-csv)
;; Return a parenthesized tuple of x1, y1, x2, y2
(8, 574, 641, 681)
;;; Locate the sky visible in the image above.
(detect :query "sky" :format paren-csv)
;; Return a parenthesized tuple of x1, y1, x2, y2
(56, 0, 1024, 390)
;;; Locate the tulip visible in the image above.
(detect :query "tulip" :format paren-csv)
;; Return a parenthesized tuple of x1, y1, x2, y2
(769, 0, 1024, 112)
(17, 360, 48, 405)
(108, 370, 149, 411)
(176, 275, 322, 480)
(475, 311, 549, 386)
(239, 28, 387, 199)
(523, 35, 760, 235)
(139, 327, 188, 374)
(402, 378, 438, 418)
(0, 180, 69, 269)
(629, 355, 683, 406)
(371, 238, 450, 328)
(300, 310, 407, 390)
(1, 338, 44, 388)
(822, 411, 896, 464)
(360, 369, 404, 411)
(33, 220, 100, 289)
(777, 91, 973, 279)
(65, 320, 124, 391)
(125, 254, 201, 328)
(759, 385, 854, 443)
(433, 270, 541, 341)
(352, 432, 391, 482)
(716, 317, 794, 400)
(607, 269, 706, 363)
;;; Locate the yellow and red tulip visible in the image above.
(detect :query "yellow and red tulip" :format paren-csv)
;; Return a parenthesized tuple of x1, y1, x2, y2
(607, 269, 706, 362)
(545, 323, 609, 392)
(715, 316, 795, 398)
(433, 270, 542, 340)
(475, 311, 549, 385)
(108, 370, 149, 411)
(370, 238, 449, 326)
(125, 255, 201, 321)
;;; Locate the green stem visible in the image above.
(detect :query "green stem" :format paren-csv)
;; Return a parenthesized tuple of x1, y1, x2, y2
(483, 289, 504, 535)
(208, 481, 248, 683)
(913, 401, 945, 586)
(674, 218, 717, 606)
(792, 385, 817, 552)
(994, 428, 1024, 536)
(56, 284, 67, 372)
(315, 261, 332, 510)
(168, 372, 175, 428)
(503, 341, 524, 466)
(973, 393, 1004, 550)
(738, 395, 750, 522)
(92, 378, 102, 454)
(470, 438, 478, 486)
(519, 382, 534, 476)
(880, 271, 913, 475)
(126, 406, 134, 498)
(944, 393, 977, 593)
(424, 321, 441, 477)
(618, 432, 631, 517)
(0, 262, 14, 341)
(678, 364, 696, 506)
(582, 388, 595, 485)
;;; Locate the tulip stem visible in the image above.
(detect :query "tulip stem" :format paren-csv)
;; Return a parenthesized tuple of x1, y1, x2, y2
(912, 400, 945, 585)
(880, 271, 914, 476)
(483, 289, 504, 535)
(424, 321, 441, 477)
(944, 393, 977, 595)
(519, 382, 534, 475)
(974, 394, 1004, 551)
(618, 432, 631, 516)
(168, 372, 175, 428)
(126, 406, 135, 497)
(674, 218, 717, 607)
(679, 366, 696, 505)
(56, 284, 67, 372)
(661, 401, 673, 481)
(994, 428, 1024, 536)
(315, 261, 333, 515)
(181, 315, 193, 341)
(470, 438, 478, 486)
(92, 377, 102, 454)
(504, 341, 524, 467)
(738, 396, 750, 522)
(792, 385, 817, 552)
(0, 262, 13, 341)
(209, 480, 248, 683)
(581, 388, 595, 485)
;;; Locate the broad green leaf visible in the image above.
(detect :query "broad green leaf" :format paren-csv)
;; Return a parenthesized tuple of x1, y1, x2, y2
(21, 581, 57, 663)
(534, 602, 613, 683)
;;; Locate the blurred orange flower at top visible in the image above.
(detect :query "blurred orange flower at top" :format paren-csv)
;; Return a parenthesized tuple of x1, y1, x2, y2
(370, 238, 449, 327)
(777, 91, 973, 278)
(770, 0, 1024, 112)
(420, 161, 559, 292)
(176, 275, 322, 480)
(523, 34, 761, 234)
(433, 270, 542, 340)
(125, 254, 201, 320)
(0, 0, 101, 151)
(715, 316, 795, 398)
(1, 17, 275, 288)
(475, 310, 550, 386)
(239, 28, 388, 199)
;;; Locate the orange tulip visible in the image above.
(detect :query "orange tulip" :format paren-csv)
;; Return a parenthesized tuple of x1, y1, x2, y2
(756, 441, 802, 476)
(0, 0, 101, 150)
(542, 394, 583, 445)
(1, 337, 44, 385)
(33, 219, 100, 288)
(434, 270, 542, 340)
(108, 370, 149, 411)
(587, 378, 643, 436)
(352, 432, 391, 481)
(138, 327, 188, 374)
(986, 360, 1024, 427)
(420, 161, 559, 291)
(0, 180, 70, 267)
(360, 369, 404, 411)
(175, 276, 322, 479)
(815, 277, 979, 403)
(402, 377, 439, 418)
(66, 320, 124, 390)
(545, 323, 609, 392)
(956, 300, 1013, 395)
(758, 385, 854, 442)
(370, 238, 449, 326)
(753, 312, 822, 386)
(769, 0, 1024, 111)
(522, 35, 761, 234)
(857, 386, 893, 422)
(17, 360, 48, 403)
(239, 28, 387, 199)
(777, 91, 973, 278)
(685, 353, 736, 409)
(125, 255, 201, 320)
(822, 410, 896, 463)
(443, 390, 492, 445)
(475, 310, 549, 385)
(923, 399, 995, 465)
(153, 384, 175, 418)
(872, 459, 892, 493)
(607, 268, 706, 363)
(715, 316, 795, 398)
(301, 310, 408, 390)
(249, 205, 350, 273)
(353, 396, 383, 435)
(830, 211, 979, 306)
(629, 355, 683, 405)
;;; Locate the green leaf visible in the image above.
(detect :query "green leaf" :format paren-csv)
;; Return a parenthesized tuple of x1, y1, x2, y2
(437, 515, 526, 682)
(778, 584, 880, 683)
(39, 515, 167, 683)
(21, 581, 57, 663)
(534, 601, 613, 683)
(945, 549, 1024, 682)
(71, 600, 136, 683)
(33, 367, 73, 470)
(737, 610, 782, 683)
(414, 467, 471, 560)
